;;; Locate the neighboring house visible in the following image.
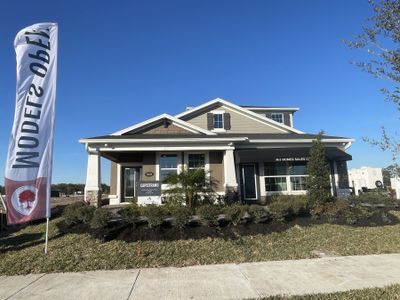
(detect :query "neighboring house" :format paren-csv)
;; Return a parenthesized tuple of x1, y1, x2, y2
(390, 177, 400, 199)
(348, 167, 384, 196)
(79, 98, 353, 206)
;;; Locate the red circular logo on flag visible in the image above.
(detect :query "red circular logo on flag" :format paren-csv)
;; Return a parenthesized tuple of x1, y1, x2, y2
(11, 185, 38, 216)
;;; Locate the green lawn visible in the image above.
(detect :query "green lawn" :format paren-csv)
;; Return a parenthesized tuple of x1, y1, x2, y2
(260, 284, 400, 299)
(1, 212, 400, 275)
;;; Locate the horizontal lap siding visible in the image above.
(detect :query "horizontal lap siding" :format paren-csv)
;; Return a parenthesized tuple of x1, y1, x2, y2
(185, 105, 286, 134)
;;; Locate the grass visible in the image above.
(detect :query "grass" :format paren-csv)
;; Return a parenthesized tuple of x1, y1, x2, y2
(260, 284, 400, 299)
(1, 211, 400, 275)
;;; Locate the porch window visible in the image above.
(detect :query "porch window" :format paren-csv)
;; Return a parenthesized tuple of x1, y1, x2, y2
(290, 176, 307, 191)
(265, 177, 287, 191)
(188, 153, 205, 169)
(263, 161, 308, 192)
(159, 154, 178, 182)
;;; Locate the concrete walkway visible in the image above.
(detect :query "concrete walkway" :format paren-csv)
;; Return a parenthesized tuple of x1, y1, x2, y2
(1, 253, 400, 300)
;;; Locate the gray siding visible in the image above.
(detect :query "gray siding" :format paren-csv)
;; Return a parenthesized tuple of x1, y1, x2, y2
(185, 105, 288, 134)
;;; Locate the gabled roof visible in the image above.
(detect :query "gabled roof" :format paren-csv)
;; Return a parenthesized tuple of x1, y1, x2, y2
(175, 98, 304, 134)
(241, 105, 300, 112)
(111, 113, 216, 136)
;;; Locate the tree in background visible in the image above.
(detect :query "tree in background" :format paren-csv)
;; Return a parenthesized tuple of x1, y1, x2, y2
(0, 185, 4, 195)
(345, 0, 400, 169)
(383, 164, 400, 186)
(306, 133, 332, 205)
(50, 183, 110, 196)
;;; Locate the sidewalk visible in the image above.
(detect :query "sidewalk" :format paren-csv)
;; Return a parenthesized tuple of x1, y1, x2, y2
(1, 253, 400, 300)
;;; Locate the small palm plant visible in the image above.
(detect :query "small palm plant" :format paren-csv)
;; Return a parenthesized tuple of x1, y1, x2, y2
(163, 168, 217, 208)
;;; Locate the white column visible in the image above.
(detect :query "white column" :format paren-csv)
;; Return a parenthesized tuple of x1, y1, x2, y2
(84, 151, 102, 206)
(224, 149, 238, 189)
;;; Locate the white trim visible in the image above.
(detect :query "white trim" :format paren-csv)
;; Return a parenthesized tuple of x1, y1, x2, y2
(289, 113, 294, 127)
(111, 113, 217, 136)
(79, 137, 247, 144)
(247, 138, 354, 143)
(174, 98, 304, 134)
(244, 107, 300, 111)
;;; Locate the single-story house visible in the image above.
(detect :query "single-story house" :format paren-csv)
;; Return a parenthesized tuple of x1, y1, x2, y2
(79, 98, 353, 206)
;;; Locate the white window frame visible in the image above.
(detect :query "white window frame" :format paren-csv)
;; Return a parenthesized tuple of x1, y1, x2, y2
(211, 110, 226, 132)
(184, 151, 210, 182)
(270, 113, 284, 124)
(156, 152, 182, 189)
(261, 161, 308, 195)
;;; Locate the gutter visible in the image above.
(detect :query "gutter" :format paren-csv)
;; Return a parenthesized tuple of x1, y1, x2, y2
(247, 138, 355, 143)
(79, 137, 249, 144)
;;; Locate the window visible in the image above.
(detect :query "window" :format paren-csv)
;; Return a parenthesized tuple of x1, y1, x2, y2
(213, 114, 224, 129)
(264, 162, 287, 176)
(159, 154, 178, 182)
(271, 113, 284, 124)
(188, 154, 205, 169)
(289, 162, 307, 175)
(290, 176, 307, 191)
(265, 177, 287, 191)
(263, 161, 308, 192)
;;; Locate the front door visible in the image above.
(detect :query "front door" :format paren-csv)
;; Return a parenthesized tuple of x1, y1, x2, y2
(242, 164, 258, 200)
(122, 167, 142, 202)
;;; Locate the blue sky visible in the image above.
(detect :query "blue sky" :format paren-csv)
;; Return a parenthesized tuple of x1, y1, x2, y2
(0, 0, 398, 185)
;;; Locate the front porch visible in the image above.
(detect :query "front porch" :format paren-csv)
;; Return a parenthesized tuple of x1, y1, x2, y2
(83, 147, 238, 206)
(82, 145, 352, 206)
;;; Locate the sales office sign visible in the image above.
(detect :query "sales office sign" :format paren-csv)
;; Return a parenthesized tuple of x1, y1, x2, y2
(275, 157, 309, 162)
(137, 181, 161, 205)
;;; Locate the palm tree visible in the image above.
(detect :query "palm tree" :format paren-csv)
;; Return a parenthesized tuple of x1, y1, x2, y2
(163, 168, 217, 208)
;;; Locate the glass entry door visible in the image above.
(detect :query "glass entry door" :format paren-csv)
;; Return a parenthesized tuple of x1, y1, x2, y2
(242, 164, 258, 200)
(122, 167, 142, 202)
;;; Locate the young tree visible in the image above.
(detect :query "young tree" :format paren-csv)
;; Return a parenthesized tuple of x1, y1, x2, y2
(163, 168, 216, 208)
(306, 133, 332, 205)
(345, 0, 400, 165)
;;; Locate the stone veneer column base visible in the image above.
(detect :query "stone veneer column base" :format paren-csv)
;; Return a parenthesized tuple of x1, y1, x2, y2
(85, 190, 102, 207)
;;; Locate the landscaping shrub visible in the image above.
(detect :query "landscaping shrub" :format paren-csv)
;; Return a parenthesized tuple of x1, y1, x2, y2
(118, 203, 141, 223)
(165, 204, 193, 228)
(62, 202, 95, 227)
(139, 204, 168, 228)
(342, 206, 373, 225)
(310, 199, 350, 221)
(349, 192, 399, 207)
(248, 205, 270, 223)
(269, 195, 309, 221)
(90, 208, 111, 230)
(221, 204, 248, 225)
(196, 204, 222, 226)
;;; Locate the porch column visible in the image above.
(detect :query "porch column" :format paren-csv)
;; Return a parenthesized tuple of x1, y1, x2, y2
(84, 150, 102, 207)
(224, 148, 238, 201)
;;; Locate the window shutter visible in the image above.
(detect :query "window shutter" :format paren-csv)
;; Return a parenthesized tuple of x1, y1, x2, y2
(223, 113, 231, 130)
(207, 113, 213, 130)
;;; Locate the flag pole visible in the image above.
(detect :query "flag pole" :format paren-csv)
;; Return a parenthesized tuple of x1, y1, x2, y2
(0, 193, 6, 234)
(44, 217, 49, 254)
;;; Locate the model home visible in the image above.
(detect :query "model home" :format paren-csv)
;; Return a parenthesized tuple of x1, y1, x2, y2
(79, 98, 353, 206)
